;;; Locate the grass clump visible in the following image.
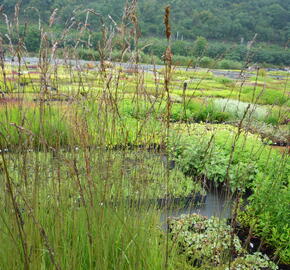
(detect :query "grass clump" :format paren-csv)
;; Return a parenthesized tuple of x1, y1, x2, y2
(0, 150, 192, 270)
(0, 105, 74, 149)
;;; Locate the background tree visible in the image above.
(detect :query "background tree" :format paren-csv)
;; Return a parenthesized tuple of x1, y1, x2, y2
(194, 36, 208, 57)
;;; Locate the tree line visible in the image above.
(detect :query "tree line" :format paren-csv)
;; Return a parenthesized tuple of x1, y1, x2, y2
(0, 0, 289, 66)
(1, 0, 289, 44)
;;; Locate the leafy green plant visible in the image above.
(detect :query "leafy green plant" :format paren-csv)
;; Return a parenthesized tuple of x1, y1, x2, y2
(217, 59, 243, 70)
(168, 124, 279, 191)
(240, 170, 290, 264)
(169, 214, 278, 269)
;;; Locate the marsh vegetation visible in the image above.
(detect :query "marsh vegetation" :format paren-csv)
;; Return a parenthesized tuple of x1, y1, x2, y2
(0, 2, 289, 270)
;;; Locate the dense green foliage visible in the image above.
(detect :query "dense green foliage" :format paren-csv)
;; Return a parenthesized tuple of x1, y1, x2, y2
(1, 0, 289, 66)
(169, 124, 290, 264)
(140, 38, 290, 66)
(169, 124, 287, 190)
(169, 214, 278, 269)
(1, 0, 289, 44)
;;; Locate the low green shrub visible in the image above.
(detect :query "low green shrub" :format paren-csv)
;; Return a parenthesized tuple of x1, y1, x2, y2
(141, 53, 163, 65)
(119, 98, 230, 123)
(170, 123, 287, 188)
(239, 170, 290, 264)
(199, 56, 215, 68)
(217, 59, 243, 70)
(77, 49, 99, 61)
(214, 77, 235, 87)
(172, 55, 194, 66)
(169, 214, 278, 269)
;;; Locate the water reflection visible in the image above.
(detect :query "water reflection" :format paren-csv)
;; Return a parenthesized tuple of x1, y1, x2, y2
(160, 190, 232, 227)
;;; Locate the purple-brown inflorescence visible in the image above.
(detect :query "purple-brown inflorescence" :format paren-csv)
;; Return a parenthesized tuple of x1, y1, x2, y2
(164, 6, 171, 41)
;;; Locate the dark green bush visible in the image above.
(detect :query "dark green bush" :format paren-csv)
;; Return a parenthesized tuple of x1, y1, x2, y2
(77, 49, 99, 61)
(217, 59, 243, 70)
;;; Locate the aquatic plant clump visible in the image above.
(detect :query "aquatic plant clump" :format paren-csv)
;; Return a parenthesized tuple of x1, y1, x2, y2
(169, 214, 278, 270)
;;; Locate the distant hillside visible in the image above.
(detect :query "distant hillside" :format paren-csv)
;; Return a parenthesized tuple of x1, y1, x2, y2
(1, 0, 289, 45)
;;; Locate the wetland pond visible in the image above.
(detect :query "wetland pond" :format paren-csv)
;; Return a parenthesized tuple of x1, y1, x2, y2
(2, 148, 232, 221)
